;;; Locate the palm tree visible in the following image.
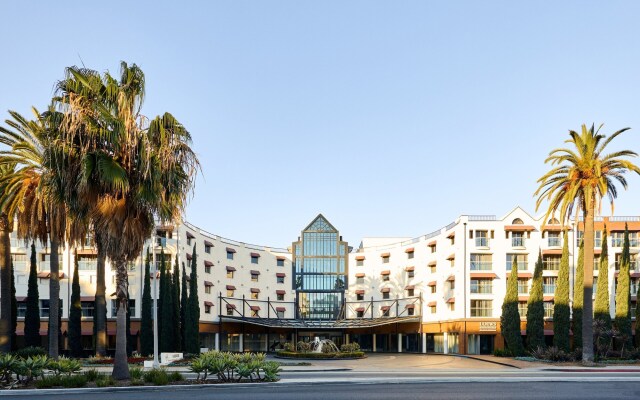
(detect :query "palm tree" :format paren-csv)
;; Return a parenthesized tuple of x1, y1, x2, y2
(0, 109, 81, 359)
(535, 124, 640, 363)
(0, 164, 15, 352)
(55, 62, 199, 379)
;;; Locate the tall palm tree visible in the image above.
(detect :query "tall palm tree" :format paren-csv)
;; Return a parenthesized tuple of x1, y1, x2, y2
(55, 62, 199, 379)
(535, 124, 640, 363)
(0, 108, 85, 359)
(0, 164, 15, 352)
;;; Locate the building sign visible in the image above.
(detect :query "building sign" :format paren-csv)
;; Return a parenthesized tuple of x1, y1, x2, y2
(479, 321, 497, 332)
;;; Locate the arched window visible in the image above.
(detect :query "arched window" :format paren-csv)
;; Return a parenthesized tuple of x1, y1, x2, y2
(512, 218, 524, 224)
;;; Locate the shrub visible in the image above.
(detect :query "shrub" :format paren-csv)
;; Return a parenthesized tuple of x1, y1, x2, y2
(13, 346, 47, 359)
(83, 368, 100, 382)
(129, 367, 143, 380)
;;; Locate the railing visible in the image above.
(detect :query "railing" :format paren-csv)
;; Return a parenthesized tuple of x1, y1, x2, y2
(475, 238, 490, 247)
(512, 237, 526, 247)
(470, 261, 492, 271)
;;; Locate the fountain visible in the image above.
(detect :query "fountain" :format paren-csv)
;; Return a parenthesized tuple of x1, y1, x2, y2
(311, 337, 340, 353)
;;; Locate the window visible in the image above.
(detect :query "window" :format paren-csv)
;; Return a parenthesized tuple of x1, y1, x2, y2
(110, 300, 136, 317)
(250, 253, 260, 264)
(470, 300, 492, 317)
(251, 292, 259, 300)
(475, 231, 489, 247)
(205, 304, 211, 314)
(382, 292, 390, 300)
(548, 231, 561, 247)
(357, 310, 364, 318)
(407, 288, 415, 296)
(227, 289, 234, 297)
(356, 259, 364, 267)
(81, 301, 95, 318)
(506, 254, 528, 271)
(430, 305, 437, 314)
(277, 293, 285, 301)
(470, 279, 492, 294)
(356, 293, 364, 301)
(277, 258, 285, 267)
(543, 277, 557, 295)
(17, 301, 26, 318)
(470, 254, 492, 271)
(512, 232, 525, 247)
(251, 273, 259, 282)
(205, 286, 212, 294)
(544, 301, 554, 318)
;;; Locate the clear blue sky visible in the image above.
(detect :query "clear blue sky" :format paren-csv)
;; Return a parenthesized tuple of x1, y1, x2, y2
(1, 1, 639, 247)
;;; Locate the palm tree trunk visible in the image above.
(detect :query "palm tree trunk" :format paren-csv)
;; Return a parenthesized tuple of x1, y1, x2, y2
(94, 233, 107, 356)
(582, 195, 595, 363)
(48, 236, 60, 359)
(112, 257, 130, 380)
(0, 214, 12, 353)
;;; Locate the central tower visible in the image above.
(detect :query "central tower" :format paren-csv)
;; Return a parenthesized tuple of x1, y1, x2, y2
(292, 214, 348, 320)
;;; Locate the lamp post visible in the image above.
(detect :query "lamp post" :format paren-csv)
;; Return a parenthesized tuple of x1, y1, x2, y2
(152, 230, 159, 368)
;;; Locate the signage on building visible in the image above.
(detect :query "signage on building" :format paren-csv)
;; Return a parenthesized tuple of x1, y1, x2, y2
(479, 321, 497, 332)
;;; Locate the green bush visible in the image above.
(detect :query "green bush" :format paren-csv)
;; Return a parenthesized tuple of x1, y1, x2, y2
(83, 368, 100, 382)
(13, 346, 46, 359)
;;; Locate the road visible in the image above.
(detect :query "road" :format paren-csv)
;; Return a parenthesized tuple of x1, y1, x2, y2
(2, 381, 639, 400)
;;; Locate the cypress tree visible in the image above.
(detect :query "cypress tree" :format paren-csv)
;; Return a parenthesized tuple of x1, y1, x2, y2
(68, 253, 82, 357)
(140, 249, 153, 356)
(614, 224, 632, 349)
(24, 244, 40, 347)
(501, 259, 524, 356)
(172, 255, 182, 351)
(185, 245, 200, 354)
(10, 261, 17, 351)
(594, 227, 611, 329)
(572, 241, 584, 350)
(526, 249, 545, 350)
(180, 262, 188, 351)
(553, 232, 571, 352)
(160, 252, 173, 353)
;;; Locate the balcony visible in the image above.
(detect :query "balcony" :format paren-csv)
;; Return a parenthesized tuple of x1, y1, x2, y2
(511, 237, 526, 248)
(470, 261, 492, 271)
(475, 238, 490, 247)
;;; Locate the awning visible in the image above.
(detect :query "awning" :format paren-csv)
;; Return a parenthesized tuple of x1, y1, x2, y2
(446, 253, 455, 260)
(204, 240, 214, 247)
(405, 266, 415, 272)
(204, 301, 214, 307)
(276, 273, 285, 277)
(446, 275, 455, 282)
(250, 288, 260, 293)
(204, 281, 213, 286)
(380, 287, 391, 293)
(427, 281, 437, 286)
(204, 261, 214, 267)
(427, 301, 437, 307)
(427, 240, 437, 246)
(226, 304, 236, 309)
(381, 252, 390, 258)
(186, 232, 195, 239)
(504, 225, 536, 232)
(381, 270, 390, 275)
(250, 270, 260, 275)
(405, 247, 415, 253)
(226, 247, 236, 253)
(80, 296, 95, 302)
(446, 297, 455, 303)
(405, 285, 415, 290)
(226, 285, 236, 290)
(250, 252, 261, 258)
(428, 261, 437, 267)
(405, 304, 415, 309)
(276, 290, 286, 295)
(355, 307, 365, 312)
(355, 255, 365, 261)
(276, 307, 286, 312)
(355, 290, 365, 295)
(470, 272, 498, 279)
(355, 273, 365, 278)
(226, 266, 236, 272)
(380, 306, 391, 311)
(250, 305, 260, 311)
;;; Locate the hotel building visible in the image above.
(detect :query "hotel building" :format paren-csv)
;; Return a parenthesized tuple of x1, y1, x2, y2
(9, 207, 640, 355)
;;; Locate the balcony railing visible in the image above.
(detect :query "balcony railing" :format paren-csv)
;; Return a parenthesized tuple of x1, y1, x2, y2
(511, 237, 526, 247)
(470, 261, 493, 271)
(548, 237, 561, 247)
(475, 238, 490, 247)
